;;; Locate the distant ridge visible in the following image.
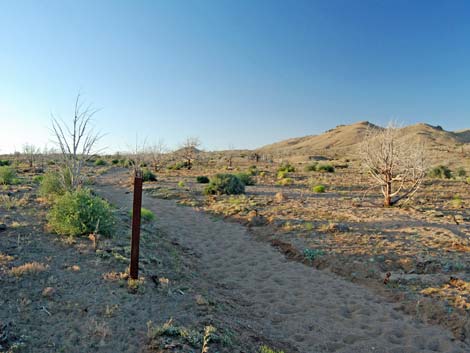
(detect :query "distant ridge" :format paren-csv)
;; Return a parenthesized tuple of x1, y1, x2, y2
(256, 121, 470, 161)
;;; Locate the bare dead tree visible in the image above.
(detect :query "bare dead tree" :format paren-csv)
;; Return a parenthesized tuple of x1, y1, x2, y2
(179, 137, 201, 170)
(360, 122, 427, 207)
(147, 139, 167, 172)
(22, 144, 40, 168)
(51, 94, 103, 190)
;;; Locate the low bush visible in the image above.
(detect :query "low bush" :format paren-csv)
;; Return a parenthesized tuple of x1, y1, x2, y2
(196, 176, 210, 184)
(204, 174, 245, 195)
(0, 160, 11, 166)
(39, 172, 65, 200)
(32, 175, 44, 184)
(142, 169, 156, 182)
(111, 159, 120, 165)
(304, 163, 318, 172)
(259, 345, 285, 353)
(248, 165, 258, 176)
(235, 173, 255, 186)
(130, 207, 155, 222)
(94, 159, 107, 166)
(277, 177, 293, 186)
(457, 167, 467, 177)
(316, 164, 335, 173)
(312, 184, 326, 193)
(177, 181, 185, 188)
(47, 189, 115, 237)
(0, 166, 17, 185)
(278, 162, 295, 173)
(167, 161, 189, 170)
(277, 170, 289, 180)
(429, 165, 452, 179)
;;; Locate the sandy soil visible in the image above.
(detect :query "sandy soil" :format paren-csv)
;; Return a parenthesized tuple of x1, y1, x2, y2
(94, 169, 469, 353)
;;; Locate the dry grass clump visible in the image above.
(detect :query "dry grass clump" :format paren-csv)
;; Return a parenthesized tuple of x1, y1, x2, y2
(10, 261, 48, 276)
(421, 277, 470, 310)
(0, 253, 14, 265)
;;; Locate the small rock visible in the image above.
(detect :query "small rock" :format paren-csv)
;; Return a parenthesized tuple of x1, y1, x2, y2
(274, 192, 288, 203)
(42, 287, 55, 298)
(195, 294, 209, 305)
(0, 224, 6, 232)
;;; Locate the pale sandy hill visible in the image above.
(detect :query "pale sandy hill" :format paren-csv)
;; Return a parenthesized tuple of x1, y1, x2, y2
(256, 121, 470, 162)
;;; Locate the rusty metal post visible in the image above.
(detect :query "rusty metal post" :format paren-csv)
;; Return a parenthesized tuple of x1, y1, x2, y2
(130, 175, 143, 279)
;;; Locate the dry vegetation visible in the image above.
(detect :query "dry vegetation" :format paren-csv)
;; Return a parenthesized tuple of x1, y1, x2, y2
(3, 121, 470, 351)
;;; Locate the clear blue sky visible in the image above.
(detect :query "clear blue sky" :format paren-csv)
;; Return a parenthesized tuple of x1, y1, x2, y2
(1, 0, 470, 153)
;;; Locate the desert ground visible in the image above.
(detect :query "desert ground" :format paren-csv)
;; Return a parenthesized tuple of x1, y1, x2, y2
(2, 122, 470, 352)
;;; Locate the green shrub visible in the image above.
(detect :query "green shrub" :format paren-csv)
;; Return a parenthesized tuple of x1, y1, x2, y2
(0, 166, 17, 185)
(312, 184, 326, 193)
(457, 167, 467, 177)
(0, 160, 11, 166)
(316, 164, 335, 173)
(130, 207, 155, 222)
(47, 189, 115, 237)
(167, 161, 189, 170)
(304, 163, 318, 172)
(277, 170, 289, 180)
(196, 176, 210, 184)
(303, 248, 325, 261)
(278, 163, 295, 173)
(235, 173, 255, 186)
(248, 165, 258, 176)
(39, 172, 65, 200)
(277, 177, 293, 186)
(94, 159, 107, 166)
(429, 165, 452, 179)
(32, 175, 44, 184)
(204, 174, 245, 195)
(259, 345, 285, 353)
(142, 169, 156, 182)
(177, 181, 185, 188)
(111, 159, 119, 165)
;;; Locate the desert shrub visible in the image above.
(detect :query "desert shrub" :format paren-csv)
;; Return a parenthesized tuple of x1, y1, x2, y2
(248, 165, 258, 176)
(429, 165, 452, 179)
(196, 176, 210, 184)
(204, 174, 245, 195)
(111, 159, 120, 165)
(312, 184, 326, 193)
(32, 175, 44, 184)
(450, 195, 463, 208)
(94, 159, 107, 166)
(235, 173, 255, 186)
(177, 181, 185, 188)
(316, 164, 335, 173)
(142, 169, 156, 182)
(0, 166, 17, 185)
(304, 162, 318, 172)
(278, 163, 295, 173)
(259, 345, 285, 353)
(457, 167, 467, 177)
(277, 177, 293, 186)
(47, 189, 115, 237)
(39, 172, 65, 200)
(130, 207, 155, 222)
(167, 161, 189, 170)
(259, 171, 266, 177)
(0, 160, 11, 166)
(277, 170, 289, 180)
(303, 248, 325, 261)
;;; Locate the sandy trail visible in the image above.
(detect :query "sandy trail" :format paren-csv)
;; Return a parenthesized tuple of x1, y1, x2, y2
(96, 171, 467, 353)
